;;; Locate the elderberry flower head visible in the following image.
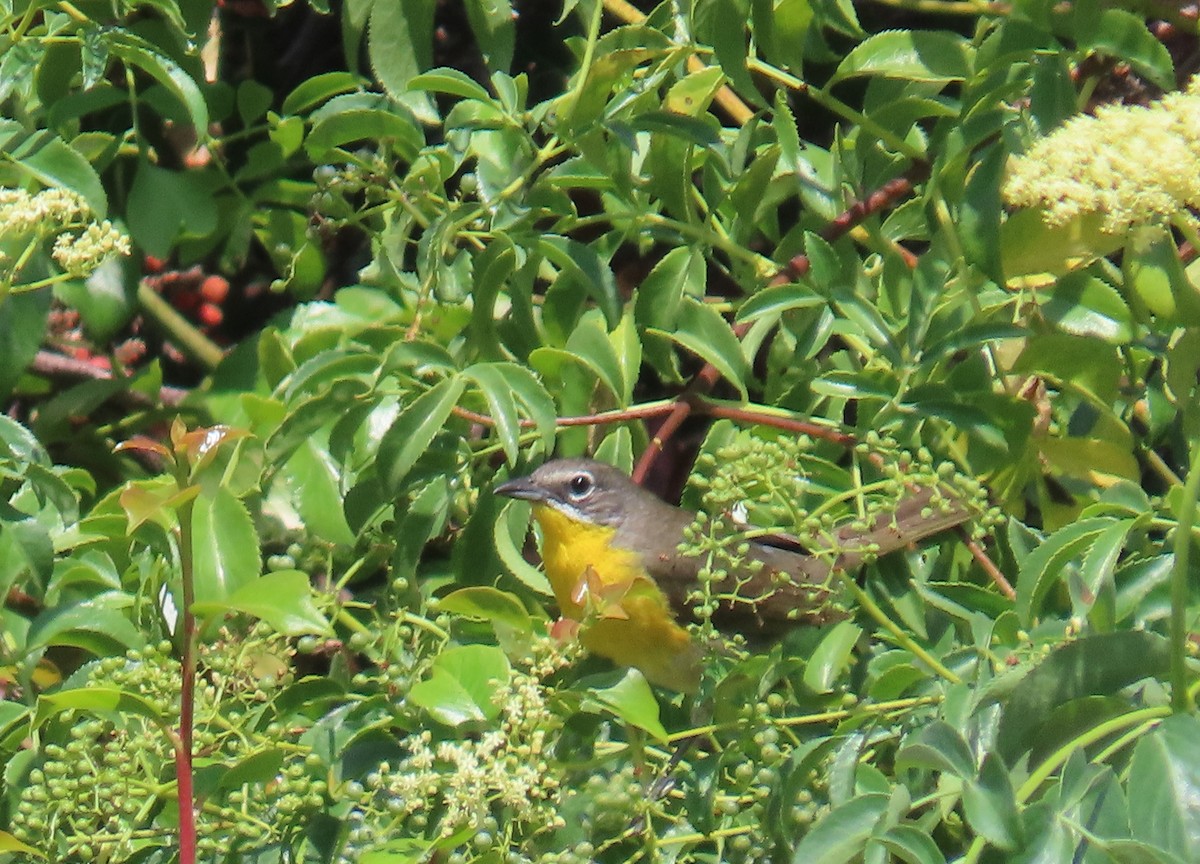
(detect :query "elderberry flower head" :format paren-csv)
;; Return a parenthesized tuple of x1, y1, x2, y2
(1002, 77, 1200, 233)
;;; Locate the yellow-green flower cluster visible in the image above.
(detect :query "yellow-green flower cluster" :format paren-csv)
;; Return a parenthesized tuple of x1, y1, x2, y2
(365, 670, 560, 838)
(52, 219, 132, 276)
(0, 186, 131, 280)
(1002, 77, 1200, 233)
(0, 187, 90, 232)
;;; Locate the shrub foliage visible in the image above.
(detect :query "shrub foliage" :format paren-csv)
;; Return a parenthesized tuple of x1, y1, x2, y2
(2, 0, 1200, 861)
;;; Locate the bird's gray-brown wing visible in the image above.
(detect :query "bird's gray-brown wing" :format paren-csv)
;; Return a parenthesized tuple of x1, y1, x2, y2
(618, 484, 973, 633)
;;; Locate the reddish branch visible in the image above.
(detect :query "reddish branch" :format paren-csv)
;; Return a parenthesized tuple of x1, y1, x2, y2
(30, 349, 188, 407)
(632, 162, 928, 484)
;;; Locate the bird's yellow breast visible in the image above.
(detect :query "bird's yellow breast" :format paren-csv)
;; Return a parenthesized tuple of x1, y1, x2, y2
(530, 502, 699, 691)
(531, 503, 643, 615)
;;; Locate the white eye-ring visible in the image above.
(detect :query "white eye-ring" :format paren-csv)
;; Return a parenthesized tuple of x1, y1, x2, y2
(567, 472, 594, 500)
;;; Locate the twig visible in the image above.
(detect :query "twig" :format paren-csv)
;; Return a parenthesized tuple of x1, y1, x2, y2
(31, 349, 188, 407)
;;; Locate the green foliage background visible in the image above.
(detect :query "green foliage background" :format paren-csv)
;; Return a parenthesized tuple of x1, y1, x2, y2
(2, 0, 1200, 861)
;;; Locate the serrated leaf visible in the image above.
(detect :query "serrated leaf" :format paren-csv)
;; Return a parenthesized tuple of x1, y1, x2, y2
(195, 570, 331, 636)
(376, 376, 466, 494)
(895, 721, 976, 778)
(463, 363, 522, 463)
(735, 283, 824, 324)
(647, 298, 748, 398)
(833, 30, 972, 84)
(1016, 516, 1118, 624)
(994, 631, 1170, 762)
(192, 486, 260, 604)
(1128, 715, 1200, 860)
(408, 68, 493, 102)
(369, 0, 434, 99)
(106, 33, 208, 132)
(15, 137, 107, 215)
(963, 753, 1022, 850)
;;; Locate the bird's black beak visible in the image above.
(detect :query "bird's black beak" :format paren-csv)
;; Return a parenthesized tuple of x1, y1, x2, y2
(495, 475, 547, 502)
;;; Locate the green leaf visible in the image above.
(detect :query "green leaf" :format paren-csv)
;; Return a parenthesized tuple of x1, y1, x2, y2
(0, 289, 49, 402)
(408, 68, 493, 102)
(647, 298, 748, 398)
(803, 621, 861, 693)
(875, 824, 946, 864)
(1016, 517, 1119, 623)
(282, 71, 363, 115)
(376, 376, 466, 494)
(463, 363, 523, 463)
(564, 311, 626, 402)
(1041, 271, 1134, 345)
(494, 499, 552, 596)
(106, 33, 209, 132)
(586, 670, 669, 742)
(694, 0, 760, 105)
(1078, 8, 1174, 91)
(963, 753, 1022, 850)
(14, 136, 107, 215)
(464, 0, 514, 72)
(994, 631, 1170, 762)
(192, 486, 260, 604)
(436, 586, 532, 632)
(503, 365, 558, 458)
(538, 236, 620, 329)
(34, 686, 165, 730)
(195, 570, 332, 636)
(895, 721, 976, 779)
(0, 830, 44, 857)
(635, 246, 702, 331)
(218, 748, 286, 790)
(1128, 715, 1200, 861)
(306, 107, 423, 163)
(281, 439, 356, 546)
(408, 644, 511, 726)
(833, 30, 973, 84)
(127, 160, 219, 258)
(1001, 209, 1121, 287)
(25, 594, 145, 656)
(369, 0, 434, 99)
(790, 794, 889, 863)
(735, 282, 824, 324)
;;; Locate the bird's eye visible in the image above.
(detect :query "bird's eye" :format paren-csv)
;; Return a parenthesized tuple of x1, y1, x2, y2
(568, 472, 594, 499)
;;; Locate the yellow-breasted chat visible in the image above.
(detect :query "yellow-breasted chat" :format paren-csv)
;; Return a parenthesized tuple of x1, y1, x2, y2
(497, 458, 972, 691)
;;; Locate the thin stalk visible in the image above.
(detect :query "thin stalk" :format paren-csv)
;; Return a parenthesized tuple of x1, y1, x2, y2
(173, 485, 198, 864)
(837, 571, 963, 684)
(136, 281, 225, 370)
(1170, 440, 1200, 713)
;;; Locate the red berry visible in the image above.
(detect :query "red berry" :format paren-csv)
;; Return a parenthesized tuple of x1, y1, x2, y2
(200, 275, 230, 304)
(198, 303, 224, 327)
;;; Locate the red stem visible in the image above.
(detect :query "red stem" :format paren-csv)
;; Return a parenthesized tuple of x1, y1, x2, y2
(174, 490, 198, 864)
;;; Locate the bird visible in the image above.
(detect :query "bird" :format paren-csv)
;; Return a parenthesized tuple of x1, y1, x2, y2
(495, 458, 971, 691)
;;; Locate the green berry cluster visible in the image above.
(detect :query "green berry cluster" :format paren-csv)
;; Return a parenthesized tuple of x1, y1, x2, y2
(680, 431, 1002, 623)
(311, 150, 393, 223)
(10, 626, 329, 862)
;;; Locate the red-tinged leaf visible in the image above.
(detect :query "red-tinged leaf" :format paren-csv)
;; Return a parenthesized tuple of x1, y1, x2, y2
(113, 435, 173, 461)
(119, 480, 200, 530)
